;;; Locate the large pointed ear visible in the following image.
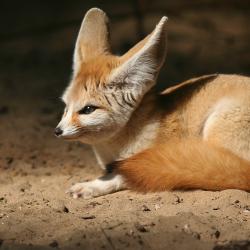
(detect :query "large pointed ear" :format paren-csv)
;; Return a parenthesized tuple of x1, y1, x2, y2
(110, 16, 168, 98)
(73, 8, 111, 73)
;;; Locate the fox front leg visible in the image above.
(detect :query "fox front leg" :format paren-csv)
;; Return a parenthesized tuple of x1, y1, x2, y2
(67, 173, 126, 199)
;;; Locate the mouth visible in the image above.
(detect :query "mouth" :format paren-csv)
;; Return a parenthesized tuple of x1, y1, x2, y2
(54, 130, 80, 140)
(54, 125, 86, 140)
(57, 134, 80, 141)
(54, 127, 89, 141)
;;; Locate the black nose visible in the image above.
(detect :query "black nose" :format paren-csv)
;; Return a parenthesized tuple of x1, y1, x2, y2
(54, 127, 63, 137)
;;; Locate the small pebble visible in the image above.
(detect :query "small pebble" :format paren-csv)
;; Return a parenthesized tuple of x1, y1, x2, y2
(142, 205, 151, 212)
(0, 106, 9, 115)
(134, 223, 149, 233)
(173, 195, 183, 204)
(154, 204, 161, 210)
(244, 205, 250, 211)
(49, 240, 58, 248)
(63, 206, 69, 213)
(6, 157, 13, 165)
(214, 230, 220, 239)
(81, 215, 96, 220)
(213, 207, 220, 210)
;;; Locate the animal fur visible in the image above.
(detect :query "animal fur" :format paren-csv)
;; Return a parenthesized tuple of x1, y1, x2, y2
(55, 8, 250, 198)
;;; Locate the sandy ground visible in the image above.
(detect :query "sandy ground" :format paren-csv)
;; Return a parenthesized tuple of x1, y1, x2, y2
(0, 88, 250, 250)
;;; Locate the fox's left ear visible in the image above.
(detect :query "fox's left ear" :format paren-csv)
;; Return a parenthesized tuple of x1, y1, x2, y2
(73, 8, 111, 73)
(110, 16, 168, 97)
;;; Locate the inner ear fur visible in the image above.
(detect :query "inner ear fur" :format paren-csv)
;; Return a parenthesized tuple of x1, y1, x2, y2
(110, 16, 168, 95)
(73, 8, 111, 72)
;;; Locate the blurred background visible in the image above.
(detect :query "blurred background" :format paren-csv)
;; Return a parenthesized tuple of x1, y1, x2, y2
(0, 0, 250, 157)
(1, 0, 250, 103)
(0, 0, 250, 155)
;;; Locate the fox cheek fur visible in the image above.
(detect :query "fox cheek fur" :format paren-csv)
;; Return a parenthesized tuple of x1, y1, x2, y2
(56, 95, 134, 144)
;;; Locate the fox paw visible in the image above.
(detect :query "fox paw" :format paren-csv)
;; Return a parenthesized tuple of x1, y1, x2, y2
(66, 182, 102, 199)
(67, 175, 125, 199)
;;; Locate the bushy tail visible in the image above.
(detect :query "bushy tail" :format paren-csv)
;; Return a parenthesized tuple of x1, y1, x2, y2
(116, 139, 250, 192)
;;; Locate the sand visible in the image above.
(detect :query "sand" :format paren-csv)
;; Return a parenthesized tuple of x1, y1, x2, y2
(0, 96, 250, 250)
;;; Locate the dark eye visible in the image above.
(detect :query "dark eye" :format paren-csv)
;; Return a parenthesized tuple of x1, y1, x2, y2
(78, 105, 97, 115)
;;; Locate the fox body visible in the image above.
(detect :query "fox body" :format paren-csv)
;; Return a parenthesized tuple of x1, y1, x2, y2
(55, 8, 250, 199)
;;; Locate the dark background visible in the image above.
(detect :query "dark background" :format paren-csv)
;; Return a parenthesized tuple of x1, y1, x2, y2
(1, 0, 250, 107)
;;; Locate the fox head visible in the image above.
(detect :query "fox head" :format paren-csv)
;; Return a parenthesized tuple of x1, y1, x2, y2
(55, 8, 167, 144)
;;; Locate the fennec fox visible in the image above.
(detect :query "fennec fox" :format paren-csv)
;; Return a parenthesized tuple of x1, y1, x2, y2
(55, 8, 250, 199)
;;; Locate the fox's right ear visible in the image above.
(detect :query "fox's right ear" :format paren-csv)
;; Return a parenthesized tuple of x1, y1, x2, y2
(109, 17, 168, 99)
(73, 8, 111, 73)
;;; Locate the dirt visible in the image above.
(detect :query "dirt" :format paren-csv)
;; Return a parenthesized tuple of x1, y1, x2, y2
(0, 84, 250, 250)
(1, 1, 250, 249)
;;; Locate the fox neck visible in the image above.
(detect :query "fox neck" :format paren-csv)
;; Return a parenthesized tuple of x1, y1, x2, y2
(92, 92, 161, 169)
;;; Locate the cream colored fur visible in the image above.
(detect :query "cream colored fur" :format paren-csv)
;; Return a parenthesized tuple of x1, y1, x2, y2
(55, 8, 250, 199)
